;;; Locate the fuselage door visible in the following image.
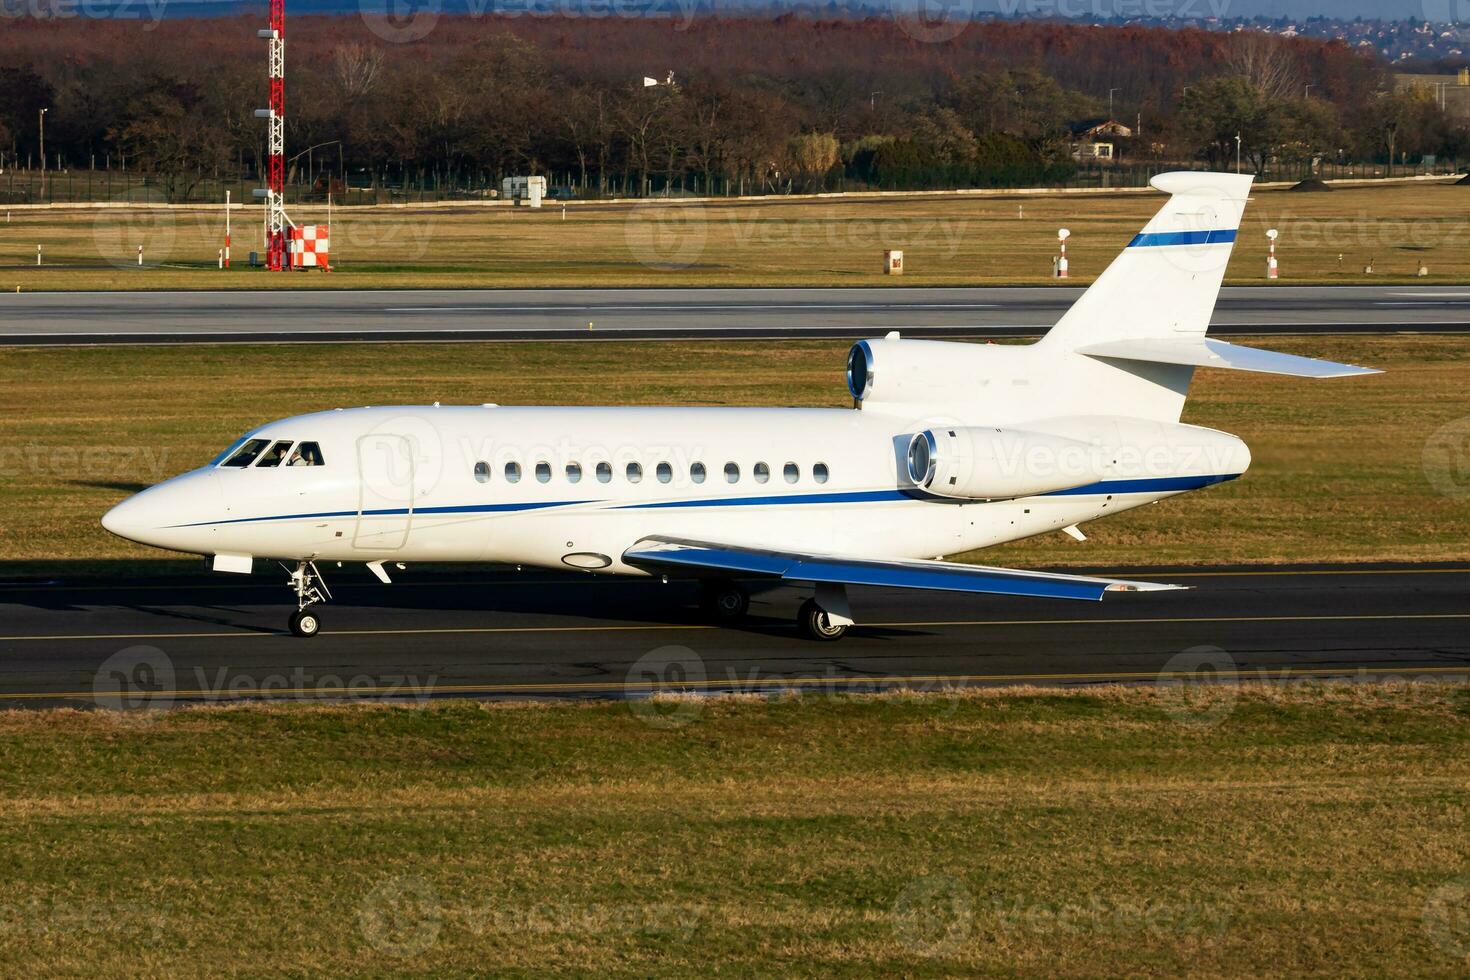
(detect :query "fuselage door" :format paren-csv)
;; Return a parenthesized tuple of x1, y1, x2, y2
(353, 434, 414, 551)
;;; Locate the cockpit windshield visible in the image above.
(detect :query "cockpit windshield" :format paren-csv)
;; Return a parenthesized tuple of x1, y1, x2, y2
(256, 440, 293, 468)
(220, 438, 270, 468)
(217, 438, 325, 468)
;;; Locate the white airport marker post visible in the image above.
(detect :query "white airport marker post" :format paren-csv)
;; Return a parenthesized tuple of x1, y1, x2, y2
(137, 245, 144, 267)
(35, 245, 41, 266)
(1266, 228, 1279, 280)
(1055, 228, 1071, 279)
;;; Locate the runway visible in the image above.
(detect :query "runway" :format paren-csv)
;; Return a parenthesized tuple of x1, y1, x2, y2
(4, 285, 1470, 344)
(2, 563, 1466, 708)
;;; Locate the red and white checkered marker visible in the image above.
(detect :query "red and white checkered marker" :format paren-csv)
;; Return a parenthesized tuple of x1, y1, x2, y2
(289, 225, 330, 270)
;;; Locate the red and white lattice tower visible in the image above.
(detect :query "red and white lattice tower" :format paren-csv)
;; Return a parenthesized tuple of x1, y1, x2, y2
(255, 0, 291, 270)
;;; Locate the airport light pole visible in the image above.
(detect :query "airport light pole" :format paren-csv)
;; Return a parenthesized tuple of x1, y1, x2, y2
(38, 108, 47, 201)
(1235, 133, 1243, 175)
(1109, 88, 1120, 119)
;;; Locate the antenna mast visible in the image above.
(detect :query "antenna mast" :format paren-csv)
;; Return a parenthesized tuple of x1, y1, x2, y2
(256, 0, 291, 270)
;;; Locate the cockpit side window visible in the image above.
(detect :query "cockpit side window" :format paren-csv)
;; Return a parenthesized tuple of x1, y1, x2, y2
(221, 438, 271, 468)
(255, 440, 294, 468)
(289, 442, 324, 467)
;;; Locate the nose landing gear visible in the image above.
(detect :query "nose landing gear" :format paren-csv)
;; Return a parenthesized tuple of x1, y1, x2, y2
(283, 560, 331, 637)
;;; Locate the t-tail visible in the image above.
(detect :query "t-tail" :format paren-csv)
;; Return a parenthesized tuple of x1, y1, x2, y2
(1040, 171, 1380, 423)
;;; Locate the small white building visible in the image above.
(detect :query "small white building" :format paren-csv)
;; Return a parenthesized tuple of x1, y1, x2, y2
(501, 176, 547, 208)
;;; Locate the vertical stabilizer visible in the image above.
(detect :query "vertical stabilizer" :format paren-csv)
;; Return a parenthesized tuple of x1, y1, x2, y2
(1042, 172, 1254, 352)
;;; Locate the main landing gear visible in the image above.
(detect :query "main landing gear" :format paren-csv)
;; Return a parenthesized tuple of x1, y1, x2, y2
(284, 560, 331, 638)
(700, 579, 854, 641)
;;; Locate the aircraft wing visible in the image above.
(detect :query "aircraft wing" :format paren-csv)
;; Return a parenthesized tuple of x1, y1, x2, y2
(623, 536, 1185, 602)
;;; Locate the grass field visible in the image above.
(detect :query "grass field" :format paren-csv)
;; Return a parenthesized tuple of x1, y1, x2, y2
(2, 684, 1469, 974)
(1, 334, 1466, 570)
(1, 181, 1468, 290)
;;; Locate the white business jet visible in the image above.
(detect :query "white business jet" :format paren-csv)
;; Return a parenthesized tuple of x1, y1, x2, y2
(103, 173, 1377, 640)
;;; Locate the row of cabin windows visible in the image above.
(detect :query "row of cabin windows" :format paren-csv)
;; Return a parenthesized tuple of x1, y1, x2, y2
(472, 459, 830, 487)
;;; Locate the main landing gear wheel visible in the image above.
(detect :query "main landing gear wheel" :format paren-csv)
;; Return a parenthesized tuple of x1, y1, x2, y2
(289, 609, 321, 638)
(701, 580, 750, 622)
(798, 598, 849, 642)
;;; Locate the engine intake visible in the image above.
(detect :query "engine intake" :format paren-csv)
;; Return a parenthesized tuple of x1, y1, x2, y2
(907, 426, 1104, 500)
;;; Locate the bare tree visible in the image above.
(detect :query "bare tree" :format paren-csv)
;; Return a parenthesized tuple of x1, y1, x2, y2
(1224, 33, 1303, 102)
(331, 43, 383, 101)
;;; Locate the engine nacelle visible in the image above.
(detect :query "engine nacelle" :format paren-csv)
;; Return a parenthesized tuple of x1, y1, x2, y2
(847, 335, 1027, 408)
(906, 426, 1105, 500)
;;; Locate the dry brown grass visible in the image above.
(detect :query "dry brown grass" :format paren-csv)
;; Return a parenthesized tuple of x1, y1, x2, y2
(1, 181, 1467, 290)
(1, 684, 1468, 975)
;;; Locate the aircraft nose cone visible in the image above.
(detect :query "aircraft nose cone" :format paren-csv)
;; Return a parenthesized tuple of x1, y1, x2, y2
(101, 496, 144, 542)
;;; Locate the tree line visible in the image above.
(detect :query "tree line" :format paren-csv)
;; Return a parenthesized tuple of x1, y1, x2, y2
(0, 14, 1461, 200)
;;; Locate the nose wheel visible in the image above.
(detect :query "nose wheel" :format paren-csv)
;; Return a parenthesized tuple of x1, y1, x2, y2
(289, 608, 322, 638)
(282, 560, 331, 638)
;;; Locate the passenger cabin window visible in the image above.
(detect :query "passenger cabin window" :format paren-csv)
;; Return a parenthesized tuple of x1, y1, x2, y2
(221, 438, 271, 468)
(627, 462, 643, 484)
(505, 461, 522, 484)
(656, 462, 673, 484)
(255, 440, 293, 468)
(691, 462, 706, 484)
(813, 462, 830, 484)
(535, 461, 552, 484)
(566, 462, 582, 484)
(753, 462, 770, 484)
(784, 462, 800, 484)
(724, 462, 740, 484)
(474, 461, 491, 484)
(596, 462, 612, 484)
(289, 442, 324, 467)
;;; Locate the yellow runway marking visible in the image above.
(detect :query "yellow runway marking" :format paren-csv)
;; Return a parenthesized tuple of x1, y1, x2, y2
(4, 665, 1469, 702)
(2, 612, 1468, 643)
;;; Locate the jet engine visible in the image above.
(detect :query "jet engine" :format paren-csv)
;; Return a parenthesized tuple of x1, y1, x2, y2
(907, 426, 1105, 500)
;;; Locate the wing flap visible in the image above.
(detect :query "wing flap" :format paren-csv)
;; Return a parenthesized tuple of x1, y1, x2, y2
(623, 537, 1184, 603)
(1078, 337, 1381, 379)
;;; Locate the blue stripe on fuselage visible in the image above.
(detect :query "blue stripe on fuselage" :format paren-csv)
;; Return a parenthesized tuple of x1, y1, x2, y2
(163, 474, 1239, 528)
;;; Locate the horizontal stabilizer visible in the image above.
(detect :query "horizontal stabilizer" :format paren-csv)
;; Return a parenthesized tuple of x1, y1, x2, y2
(1078, 338, 1381, 379)
(625, 537, 1185, 603)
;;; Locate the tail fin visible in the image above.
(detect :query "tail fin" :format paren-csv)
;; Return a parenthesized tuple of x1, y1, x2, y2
(1043, 172, 1254, 352)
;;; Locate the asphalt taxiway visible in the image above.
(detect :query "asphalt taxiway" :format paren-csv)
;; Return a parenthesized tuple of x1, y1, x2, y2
(1, 563, 1465, 708)
(3, 285, 1470, 344)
